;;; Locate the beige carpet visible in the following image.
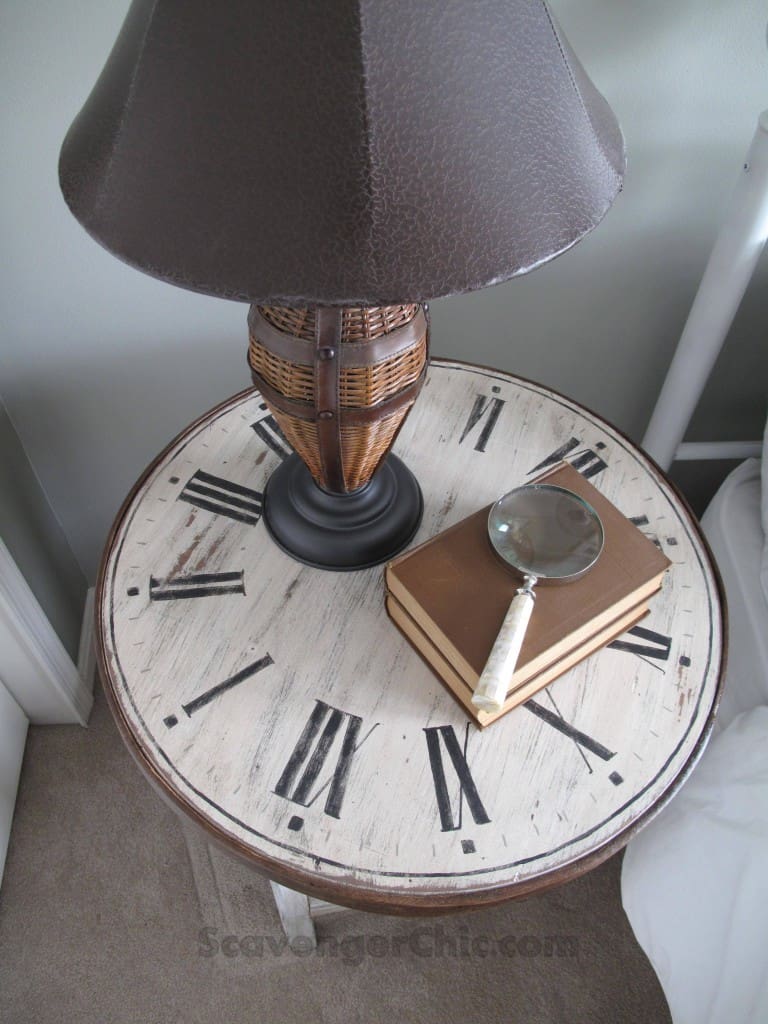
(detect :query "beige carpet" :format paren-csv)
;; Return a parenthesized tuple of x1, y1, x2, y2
(0, 682, 670, 1024)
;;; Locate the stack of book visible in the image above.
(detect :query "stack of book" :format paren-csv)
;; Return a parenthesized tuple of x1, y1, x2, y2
(385, 462, 671, 727)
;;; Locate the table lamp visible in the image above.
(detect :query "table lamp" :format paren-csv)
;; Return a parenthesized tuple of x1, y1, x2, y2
(59, 0, 624, 570)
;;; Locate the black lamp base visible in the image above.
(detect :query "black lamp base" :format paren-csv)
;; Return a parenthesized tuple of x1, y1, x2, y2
(262, 454, 423, 571)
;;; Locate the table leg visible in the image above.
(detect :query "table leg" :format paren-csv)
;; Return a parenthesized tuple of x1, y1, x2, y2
(270, 881, 317, 948)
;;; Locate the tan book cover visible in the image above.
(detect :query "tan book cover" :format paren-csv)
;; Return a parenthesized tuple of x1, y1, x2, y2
(386, 592, 651, 727)
(385, 461, 670, 693)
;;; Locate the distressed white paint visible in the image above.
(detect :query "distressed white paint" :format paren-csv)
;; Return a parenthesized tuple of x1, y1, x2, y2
(98, 362, 723, 907)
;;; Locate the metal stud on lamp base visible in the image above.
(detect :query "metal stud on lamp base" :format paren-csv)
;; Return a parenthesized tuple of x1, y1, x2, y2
(248, 303, 429, 569)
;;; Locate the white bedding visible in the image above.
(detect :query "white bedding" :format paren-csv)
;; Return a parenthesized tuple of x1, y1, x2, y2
(621, 706, 768, 1024)
(621, 449, 768, 1024)
(700, 457, 768, 731)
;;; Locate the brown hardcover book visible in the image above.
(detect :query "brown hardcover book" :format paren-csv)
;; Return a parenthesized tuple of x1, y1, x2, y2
(385, 461, 670, 705)
(386, 591, 650, 727)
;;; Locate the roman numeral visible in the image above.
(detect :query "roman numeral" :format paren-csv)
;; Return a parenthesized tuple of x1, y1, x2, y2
(424, 724, 491, 832)
(523, 694, 622, 783)
(629, 514, 657, 547)
(251, 405, 292, 461)
(529, 438, 607, 479)
(275, 701, 375, 819)
(459, 389, 505, 452)
(608, 625, 672, 662)
(629, 515, 677, 550)
(149, 571, 245, 601)
(163, 654, 274, 728)
(525, 699, 616, 762)
(178, 470, 263, 525)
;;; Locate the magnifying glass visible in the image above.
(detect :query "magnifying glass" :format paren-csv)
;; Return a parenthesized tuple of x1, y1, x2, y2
(471, 484, 604, 713)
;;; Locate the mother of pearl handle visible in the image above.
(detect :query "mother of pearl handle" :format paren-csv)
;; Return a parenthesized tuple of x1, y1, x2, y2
(472, 585, 536, 713)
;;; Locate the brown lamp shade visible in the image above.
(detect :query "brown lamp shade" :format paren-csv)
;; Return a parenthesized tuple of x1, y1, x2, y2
(60, 1, 626, 569)
(59, 0, 624, 306)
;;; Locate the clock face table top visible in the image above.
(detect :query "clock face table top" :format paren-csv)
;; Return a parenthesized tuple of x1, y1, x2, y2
(96, 360, 725, 913)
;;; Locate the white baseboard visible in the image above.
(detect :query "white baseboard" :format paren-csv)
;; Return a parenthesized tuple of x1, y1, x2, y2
(0, 539, 93, 726)
(0, 679, 28, 888)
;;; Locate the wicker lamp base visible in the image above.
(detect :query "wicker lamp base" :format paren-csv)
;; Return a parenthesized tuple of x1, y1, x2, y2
(248, 302, 429, 569)
(262, 452, 422, 570)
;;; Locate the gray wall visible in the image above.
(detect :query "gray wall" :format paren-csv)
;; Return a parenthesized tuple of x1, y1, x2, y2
(1, 0, 767, 584)
(0, 399, 87, 660)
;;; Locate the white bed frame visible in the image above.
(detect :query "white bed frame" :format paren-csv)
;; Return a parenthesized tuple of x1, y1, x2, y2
(643, 111, 768, 471)
(626, 110, 768, 1024)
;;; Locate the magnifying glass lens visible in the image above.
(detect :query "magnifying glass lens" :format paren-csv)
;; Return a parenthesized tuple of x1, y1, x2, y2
(489, 486, 603, 580)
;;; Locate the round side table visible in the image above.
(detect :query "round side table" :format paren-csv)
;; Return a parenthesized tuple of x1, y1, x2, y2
(96, 360, 724, 934)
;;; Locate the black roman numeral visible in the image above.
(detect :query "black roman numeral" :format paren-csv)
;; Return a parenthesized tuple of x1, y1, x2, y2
(275, 701, 375, 819)
(149, 571, 245, 601)
(629, 514, 678, 550)
(525, 699, 616, 762)
(459, 389, 505, 452)
(529, 438, 608, 479)
(608, 625, 672, 662)
(178, 470, 263, 525)
(424, 724, 491, 832)
(251, 404, 292, 461)
(523, 695, 622, 783)
(163, 654, 274, 728)
(629, 514, 658, 546)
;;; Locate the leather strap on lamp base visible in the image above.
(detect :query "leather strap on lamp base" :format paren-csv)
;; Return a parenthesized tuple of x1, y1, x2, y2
(262, 452, 422, 571)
